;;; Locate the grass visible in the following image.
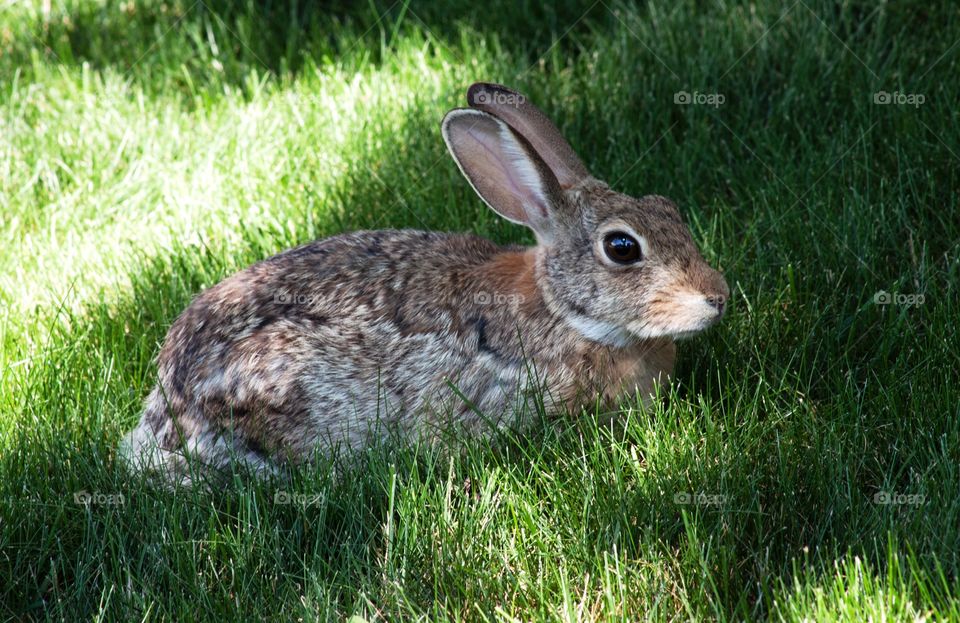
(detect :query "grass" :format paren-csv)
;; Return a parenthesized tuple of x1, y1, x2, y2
(1, 0, 958, 619)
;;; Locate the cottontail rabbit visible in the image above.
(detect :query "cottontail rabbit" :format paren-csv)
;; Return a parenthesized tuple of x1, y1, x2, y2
(121, 83, 728, 481)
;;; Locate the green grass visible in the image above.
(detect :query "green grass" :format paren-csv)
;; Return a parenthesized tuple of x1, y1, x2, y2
(1, 0, 959, 620)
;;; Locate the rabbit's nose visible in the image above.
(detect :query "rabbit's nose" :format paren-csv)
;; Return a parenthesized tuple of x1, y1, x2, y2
(705, 294, 726, 314)
(699, 270, 729, 316)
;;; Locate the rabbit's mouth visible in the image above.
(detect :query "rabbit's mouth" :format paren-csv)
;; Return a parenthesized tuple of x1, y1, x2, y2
(624, 292, 726, 340)
(562, 292, 724, 345)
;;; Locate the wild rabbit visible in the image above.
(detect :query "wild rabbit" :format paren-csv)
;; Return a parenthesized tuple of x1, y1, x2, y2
(121, 83, 728, 482)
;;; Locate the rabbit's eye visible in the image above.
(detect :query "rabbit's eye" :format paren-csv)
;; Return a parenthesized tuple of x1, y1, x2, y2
(602, 232, 642, 264)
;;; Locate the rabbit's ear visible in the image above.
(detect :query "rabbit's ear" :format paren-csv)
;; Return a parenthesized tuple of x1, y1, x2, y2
(466, 83, 589, 189)
(442, 108, 564, 240)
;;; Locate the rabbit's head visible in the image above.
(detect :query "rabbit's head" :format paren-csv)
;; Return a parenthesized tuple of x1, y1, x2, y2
(442, 83, 728, 346)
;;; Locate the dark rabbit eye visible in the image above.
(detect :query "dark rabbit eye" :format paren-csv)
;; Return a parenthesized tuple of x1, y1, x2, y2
(602, 232, 642, 264)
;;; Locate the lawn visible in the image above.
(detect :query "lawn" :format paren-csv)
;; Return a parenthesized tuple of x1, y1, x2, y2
(1, 0, 958, 620)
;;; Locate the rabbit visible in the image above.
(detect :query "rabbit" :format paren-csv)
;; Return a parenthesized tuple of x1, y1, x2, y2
(120, 82, 729, 482)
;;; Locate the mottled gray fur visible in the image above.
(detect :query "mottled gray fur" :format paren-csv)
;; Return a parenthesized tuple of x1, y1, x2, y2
(121, 83, 728, 483)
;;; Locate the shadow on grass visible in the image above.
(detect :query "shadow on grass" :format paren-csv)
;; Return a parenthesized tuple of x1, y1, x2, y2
(8, 0, 609, 97)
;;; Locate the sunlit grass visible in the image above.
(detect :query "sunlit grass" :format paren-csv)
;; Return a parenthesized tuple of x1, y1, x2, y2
(0, 39, 489, 318)
(1, 0, 959, 620)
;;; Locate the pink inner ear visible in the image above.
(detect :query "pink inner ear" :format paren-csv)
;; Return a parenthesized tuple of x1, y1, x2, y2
(464, 125, 550, 222)
(443, 108, 558, 235)
(465, 127, 532, 212)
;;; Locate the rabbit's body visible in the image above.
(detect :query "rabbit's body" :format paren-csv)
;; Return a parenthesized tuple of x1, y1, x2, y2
(124, 229, 675, 476)
(122, 83, 726, 481)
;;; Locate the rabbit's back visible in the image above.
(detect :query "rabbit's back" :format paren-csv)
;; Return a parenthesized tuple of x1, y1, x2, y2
(125, 230, 527, 475)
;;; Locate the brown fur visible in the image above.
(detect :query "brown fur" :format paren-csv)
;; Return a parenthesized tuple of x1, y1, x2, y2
(120, 84, 728, 482)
